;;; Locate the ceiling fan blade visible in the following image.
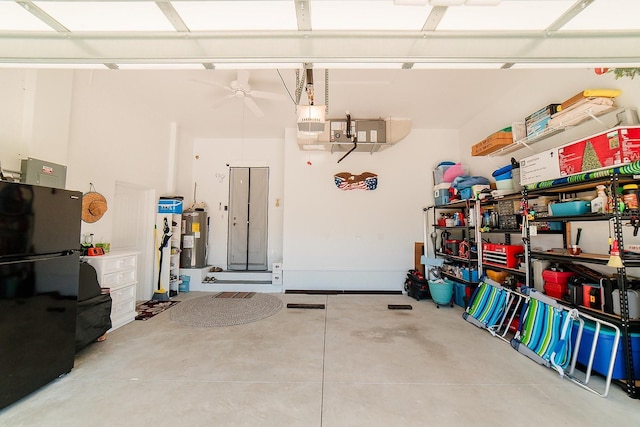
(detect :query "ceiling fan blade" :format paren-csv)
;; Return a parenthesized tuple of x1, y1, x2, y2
(249, 90, 287, 101)
(191, 78, 233, 93)
(236, 70, 251, 87)
(243, 96, 264, 117)
(210, 93, 235, 109)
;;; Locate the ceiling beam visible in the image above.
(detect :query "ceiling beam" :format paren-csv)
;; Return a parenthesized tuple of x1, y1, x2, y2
(546, 0, 595, 33)
(155, 1, 190, 33)
(295, 0, 312, 32)
(16, 1, 69, 33)
(1, 30, 639, 66)
(422, 6, 448, 31)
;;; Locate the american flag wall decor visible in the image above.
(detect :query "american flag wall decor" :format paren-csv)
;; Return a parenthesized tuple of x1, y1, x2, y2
(334, 172, 378, 191)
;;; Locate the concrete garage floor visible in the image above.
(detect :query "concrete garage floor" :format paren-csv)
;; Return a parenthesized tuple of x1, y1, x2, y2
(1, 292, 638, 426)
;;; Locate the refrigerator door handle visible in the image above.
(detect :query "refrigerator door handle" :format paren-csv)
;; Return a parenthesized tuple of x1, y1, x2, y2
(0, 251, 76, 266)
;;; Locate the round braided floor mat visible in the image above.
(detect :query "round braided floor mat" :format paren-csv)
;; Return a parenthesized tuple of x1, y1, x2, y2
(169, 293, 283, 327)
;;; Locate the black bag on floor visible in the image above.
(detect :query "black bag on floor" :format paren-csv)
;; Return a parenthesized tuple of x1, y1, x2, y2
(404, 269, 432, 301)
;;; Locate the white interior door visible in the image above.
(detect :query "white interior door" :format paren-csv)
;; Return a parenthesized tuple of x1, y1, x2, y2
(227, 167, 268, 271)
(112, 181, 155, 301)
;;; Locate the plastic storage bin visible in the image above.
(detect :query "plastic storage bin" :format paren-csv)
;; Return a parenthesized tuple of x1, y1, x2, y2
(542, 269, 575, 299)
(179, 275, 190, 293)
(434, 183, 451, 206)
(549, 201, 591, 216)
(544, 282, 567, 299)
(542, 270, 575, 285)
(461, 268, 479, 282)
(453, 281, 467, 308)
(459, 187, 473, 200)
(495, 179, 514, 190)
(428, 279, 454, 307)
(433, 162, 455, 185)
(612, 289, 640, 319)
(571, 320, 640, 380)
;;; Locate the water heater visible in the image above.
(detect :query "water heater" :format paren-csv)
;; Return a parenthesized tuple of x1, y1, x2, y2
(180, 209, 209, 268)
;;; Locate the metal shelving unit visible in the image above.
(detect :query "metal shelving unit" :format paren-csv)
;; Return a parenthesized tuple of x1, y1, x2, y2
(477, 195, 528, 282)
(524, 174, 638, 398)
(431, 199, 480, 287)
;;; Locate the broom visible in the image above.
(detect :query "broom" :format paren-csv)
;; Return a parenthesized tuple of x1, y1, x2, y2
(153, 218, 172, 301)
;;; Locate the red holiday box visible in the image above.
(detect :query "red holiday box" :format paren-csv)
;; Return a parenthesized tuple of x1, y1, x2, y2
(619, 126, 640, 163)
(558, 126, 640, 177)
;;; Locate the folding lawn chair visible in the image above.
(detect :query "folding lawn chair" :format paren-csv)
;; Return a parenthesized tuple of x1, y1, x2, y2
(510, 289, 621, 397)
(463, 278, 525, 342)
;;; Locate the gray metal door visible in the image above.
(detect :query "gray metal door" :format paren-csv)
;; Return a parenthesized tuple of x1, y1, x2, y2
(227, 167, 269, 271)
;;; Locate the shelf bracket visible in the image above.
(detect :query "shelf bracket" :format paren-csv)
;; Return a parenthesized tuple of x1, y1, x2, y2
(585, 108, 609, 129)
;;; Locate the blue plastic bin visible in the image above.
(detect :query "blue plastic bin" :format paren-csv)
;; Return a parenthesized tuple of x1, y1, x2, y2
(179, 275, 190, 293)
(461, 268, 479, 282)
(571, 320, 640, 379)
(453, 281, 467, 308)
(459, 187, 473, 200)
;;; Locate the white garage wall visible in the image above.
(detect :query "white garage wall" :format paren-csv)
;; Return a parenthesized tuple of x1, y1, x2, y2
(282, 127, 460, 291)
(459, 68, 640, 179)
(0, 69, 73, 173)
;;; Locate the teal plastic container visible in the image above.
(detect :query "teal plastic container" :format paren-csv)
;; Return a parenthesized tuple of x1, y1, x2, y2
(428, 279, 454, 306)
(179, 275, 190, 293)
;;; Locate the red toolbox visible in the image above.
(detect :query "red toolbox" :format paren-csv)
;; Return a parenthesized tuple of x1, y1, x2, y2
(542, 270, 575, 299)
(542, 270, 575, 285)
(482, 243, 524, 268)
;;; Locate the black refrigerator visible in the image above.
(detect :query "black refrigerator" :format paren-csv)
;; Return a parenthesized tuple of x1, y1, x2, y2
(0, 181, 82, 410)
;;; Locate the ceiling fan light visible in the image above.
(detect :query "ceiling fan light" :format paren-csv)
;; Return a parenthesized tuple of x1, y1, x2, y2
(297, 105, 326, 133)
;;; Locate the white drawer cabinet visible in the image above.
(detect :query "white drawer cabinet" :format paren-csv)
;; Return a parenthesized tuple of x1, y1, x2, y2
(86, 251, 138, 331)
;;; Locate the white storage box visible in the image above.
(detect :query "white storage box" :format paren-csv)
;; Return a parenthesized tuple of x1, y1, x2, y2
(613, 289, 640, 319)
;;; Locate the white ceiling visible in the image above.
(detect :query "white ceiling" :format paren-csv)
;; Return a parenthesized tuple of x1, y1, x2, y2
(1, 1, 639, 139)
(1, 0, 639, 68)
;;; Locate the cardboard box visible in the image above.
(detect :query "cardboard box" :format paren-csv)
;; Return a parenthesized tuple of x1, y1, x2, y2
(525, 104, 561, 137)
(471, 130, 513, 156)
(558, 131, 621, 176)
(520, 149, 561, 185)
(619, 126, 640, 162)
(558, 126, 640, 177)
(520, 126, 640, 185)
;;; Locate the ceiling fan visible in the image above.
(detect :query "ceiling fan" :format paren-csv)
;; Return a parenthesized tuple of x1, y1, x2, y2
(197, 70, 286, 118)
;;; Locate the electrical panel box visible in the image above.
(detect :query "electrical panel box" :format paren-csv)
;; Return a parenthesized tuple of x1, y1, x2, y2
(329, 119, 386, 144)
(20, 157, 67, 189)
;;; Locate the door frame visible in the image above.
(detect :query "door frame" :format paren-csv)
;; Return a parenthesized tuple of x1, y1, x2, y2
(227, 166, 269, 271)
(112, 181, 156, 301)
